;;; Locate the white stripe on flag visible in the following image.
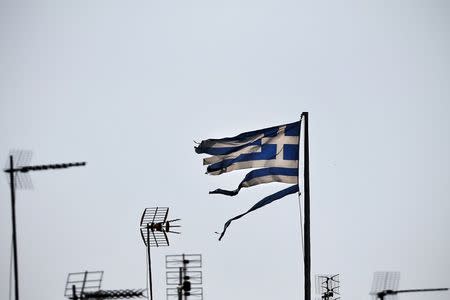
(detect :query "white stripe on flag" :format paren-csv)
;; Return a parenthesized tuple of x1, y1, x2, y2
(208, 159, 298, 175)
(241, 174, 298, 188)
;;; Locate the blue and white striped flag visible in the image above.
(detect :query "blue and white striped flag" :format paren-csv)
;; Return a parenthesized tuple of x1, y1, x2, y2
(195, 121, 301, 240)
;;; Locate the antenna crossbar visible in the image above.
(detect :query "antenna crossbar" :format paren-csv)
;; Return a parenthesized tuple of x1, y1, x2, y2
(83, 289, 146, 299)
(5, 162, 87, 173)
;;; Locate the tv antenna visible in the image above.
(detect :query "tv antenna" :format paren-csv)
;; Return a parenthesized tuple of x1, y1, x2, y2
(315, 274, 340, 300)
(369, 271, 448, 300)
(64, 270, 146, 300)
(140, 207, 180, 300)
(166, 254, 203, 300)
(4, 150, 86, 300)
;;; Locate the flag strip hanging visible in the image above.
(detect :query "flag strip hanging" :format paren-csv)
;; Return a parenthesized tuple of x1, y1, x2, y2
(210, 167, 298, 196)
(217, 184, 299, 240)
(195, 120, 301, 240)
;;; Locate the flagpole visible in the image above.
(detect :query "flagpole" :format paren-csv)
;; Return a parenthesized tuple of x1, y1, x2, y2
(301, 112, 311, 300)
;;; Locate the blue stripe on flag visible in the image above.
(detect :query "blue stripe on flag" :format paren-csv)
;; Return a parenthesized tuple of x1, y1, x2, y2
(283, 144, 299, 160)
(284, 122, 300, 136)
(218, 184, 299, 240)
(201, 140, 261, 156)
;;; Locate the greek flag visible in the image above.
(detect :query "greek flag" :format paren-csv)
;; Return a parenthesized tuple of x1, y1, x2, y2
(195, 121, 300, 240)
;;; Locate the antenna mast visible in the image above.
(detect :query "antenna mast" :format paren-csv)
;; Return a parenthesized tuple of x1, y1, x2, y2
(166, 254, 203, 300)
(4, 150, 86, 300)
(315, 274, 340, 300)
(140, 207, 181, 300)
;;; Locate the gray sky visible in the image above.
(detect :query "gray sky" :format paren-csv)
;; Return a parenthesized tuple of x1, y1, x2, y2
(1, 1, 449, 300)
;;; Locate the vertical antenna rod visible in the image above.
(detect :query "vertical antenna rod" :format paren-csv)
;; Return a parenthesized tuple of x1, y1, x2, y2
(182, 254, 187, 300)
(9, 156, 20, 300)
(146, 224, 153, 300)
(302, 112, 311, 300)
(81, 271, 88, 296)
(177, 267, 182, 300)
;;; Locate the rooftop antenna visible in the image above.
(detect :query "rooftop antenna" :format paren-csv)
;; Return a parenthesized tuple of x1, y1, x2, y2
(166, 254, 203, 300)
(315, 274, 340, 300)
(4, 150, 86, 300)
(369, 271, 448, 300)
(370, 271, 400, 300)
(140, 207, 180, 300)
(64, 270, 146, 300)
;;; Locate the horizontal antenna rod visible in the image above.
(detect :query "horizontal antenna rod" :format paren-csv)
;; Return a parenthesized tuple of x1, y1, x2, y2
(395, 288, 449, 294)
(83, 289, 146, 299)
(4, 162, 86, 173)
(375, 288, 449, 297)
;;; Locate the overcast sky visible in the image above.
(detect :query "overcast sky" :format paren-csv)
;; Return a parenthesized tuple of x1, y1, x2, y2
(1, 1, 449, 300)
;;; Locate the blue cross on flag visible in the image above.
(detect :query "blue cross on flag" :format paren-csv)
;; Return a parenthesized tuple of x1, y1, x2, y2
(195, 120, 301, 240)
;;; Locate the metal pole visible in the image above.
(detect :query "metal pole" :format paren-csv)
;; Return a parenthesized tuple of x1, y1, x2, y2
(178, 267, 182, 300)
(72, 284, 78, 300)
(146, 225, 153, 300)
(302, 113, 311, 300)
(9, 156, 20, 300)
(182, 254, 187, 300)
